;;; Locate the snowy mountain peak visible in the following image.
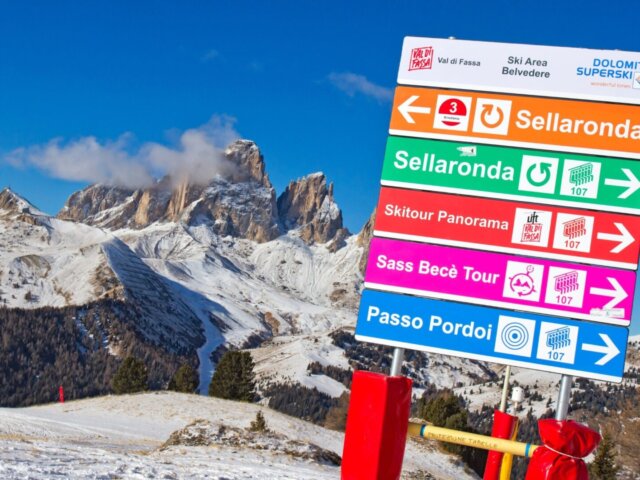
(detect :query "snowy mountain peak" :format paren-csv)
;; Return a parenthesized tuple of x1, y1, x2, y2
(54, 140, 352, 249)
(55, 140, 279, 241)
(224, 139, 272, 189)
(277, 172, 348, 247)
(0, 187, 46, 217)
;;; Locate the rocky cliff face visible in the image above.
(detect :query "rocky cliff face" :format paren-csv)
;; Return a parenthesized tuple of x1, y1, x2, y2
(57, 184, 138, 229)
(57, 140, 350, 248)
(0, 188, 40, 216)
(0, 188, 24, 213)
(225, 140, 272, 188)
(356, 210, 375, 275)
(57, 140, 281, 243)
(277, 173, 349, 248)
(0, 188, 47, 226)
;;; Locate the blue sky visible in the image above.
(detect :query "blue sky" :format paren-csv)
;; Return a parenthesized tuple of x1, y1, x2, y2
(0, 0, 638, 334)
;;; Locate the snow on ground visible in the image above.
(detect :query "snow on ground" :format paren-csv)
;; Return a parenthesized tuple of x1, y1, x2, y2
(252, 333, 351, 397)
(0, 392, 477, 480)
(0, 212, 111, 308)
(456, 365, 562, 418)
(116, 223, 362, 393)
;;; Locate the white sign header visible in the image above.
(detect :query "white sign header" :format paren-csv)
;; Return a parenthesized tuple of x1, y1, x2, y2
(398, 37, 640, 105)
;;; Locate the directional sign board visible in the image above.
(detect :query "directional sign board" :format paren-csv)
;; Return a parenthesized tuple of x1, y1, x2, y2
(357, 289, 629, 383)
(375, 187, 640, 269)
(355, 37, 639, 384)
(365, 237, 636, 325)
(398, 37, 640, 105)
(389, 87, 640, 159)
(382, 137, 640, 214)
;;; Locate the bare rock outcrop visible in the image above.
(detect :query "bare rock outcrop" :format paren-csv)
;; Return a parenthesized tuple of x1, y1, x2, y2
(277, 173, 348, 246)
(56, 140, 281, 242)
(356, 210, 375, 275)
(57, 184, 139, 229)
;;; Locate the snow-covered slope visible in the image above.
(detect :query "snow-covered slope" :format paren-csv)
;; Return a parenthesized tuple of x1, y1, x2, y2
(0, 191, 204, 355)
(0, 180, 500, 398)
(0, 138, 501, 399)
(0, 193, 111, 308)
(0, 392, 477, 479)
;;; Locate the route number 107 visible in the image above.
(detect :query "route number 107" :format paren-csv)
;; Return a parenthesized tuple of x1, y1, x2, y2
(548, 351, 565, 361)
(564, 240, 581, 249)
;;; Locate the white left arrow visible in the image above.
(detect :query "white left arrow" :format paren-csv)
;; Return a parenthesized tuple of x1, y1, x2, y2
(582, 334, 620, 366)
(604, 168, 640, 199)
(398, 95, 432, 124)
(589, 277, 628, 310)
(596, 222, 635, 254)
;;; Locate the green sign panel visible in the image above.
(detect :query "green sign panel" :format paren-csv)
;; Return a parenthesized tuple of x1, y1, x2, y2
(381, 137, 640, 214)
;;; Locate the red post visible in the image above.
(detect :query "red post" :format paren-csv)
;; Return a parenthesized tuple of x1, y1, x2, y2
(341, 371, 413, 480)
(484, 409, 518, 480)
(59, 385, 64, 403)
(525, 419, 600, 480)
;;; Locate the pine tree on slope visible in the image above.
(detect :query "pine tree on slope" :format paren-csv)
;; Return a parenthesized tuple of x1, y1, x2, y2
(208, 351, 255, 402)
(111, 356, 148, 394)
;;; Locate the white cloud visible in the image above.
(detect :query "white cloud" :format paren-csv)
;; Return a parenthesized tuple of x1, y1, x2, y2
(201, 49, 220, 63)
(4, 115, 241, 189)
(327, 72, 393, 103)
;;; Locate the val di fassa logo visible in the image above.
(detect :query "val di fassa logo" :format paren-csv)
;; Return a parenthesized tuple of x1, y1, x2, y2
(431, 94, 640, 140)
(409, 46, 434, 71)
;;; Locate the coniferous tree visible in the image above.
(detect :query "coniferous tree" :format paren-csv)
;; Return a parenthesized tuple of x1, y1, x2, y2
(419, 390, 463, 426)
(208, 351, 255, 402)
(249, 410, 268, 432)
(324, 392, 350, 431)
(0, 301, 195, 407)
(417, 389, 487, 474)
(589, 433, 621, 480)
(111, 356, 148, 394)
(168, 363, 199, 393)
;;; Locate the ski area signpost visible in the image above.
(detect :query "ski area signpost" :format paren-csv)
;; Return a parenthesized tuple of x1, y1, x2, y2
(389, 87, 640, 159)
(343, 37, 639, 480)
(354, 37, 640, 383)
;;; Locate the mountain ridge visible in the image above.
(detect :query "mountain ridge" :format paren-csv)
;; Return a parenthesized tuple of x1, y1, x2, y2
(0, 138, 373, 398)
(56, 139, 351, 247)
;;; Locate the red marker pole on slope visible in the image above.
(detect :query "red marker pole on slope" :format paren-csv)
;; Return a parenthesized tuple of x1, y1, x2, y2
(59, 385, 64, 404)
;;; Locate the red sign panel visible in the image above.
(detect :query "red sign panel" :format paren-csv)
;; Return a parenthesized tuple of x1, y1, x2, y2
(374, 187, 640, 269)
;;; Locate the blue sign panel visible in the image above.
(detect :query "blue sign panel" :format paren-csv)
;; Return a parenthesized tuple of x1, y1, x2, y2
(356, 289, 628, 383)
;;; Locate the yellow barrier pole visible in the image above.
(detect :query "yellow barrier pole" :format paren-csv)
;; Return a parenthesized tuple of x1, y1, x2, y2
(499, 422, 519, 480)
(407, 422, 538, 459)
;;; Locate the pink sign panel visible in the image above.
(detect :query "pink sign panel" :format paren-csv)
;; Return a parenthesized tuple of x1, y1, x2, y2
(365, 238, 636, 326)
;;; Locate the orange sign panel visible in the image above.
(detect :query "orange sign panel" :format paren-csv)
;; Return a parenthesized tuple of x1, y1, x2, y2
(389, 86, 640, 159)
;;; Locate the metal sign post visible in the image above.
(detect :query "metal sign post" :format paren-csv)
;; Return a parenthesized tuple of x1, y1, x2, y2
(555, 374, 573, 420)
(390, 347, 405, 376)
(499, 366, 512, 413)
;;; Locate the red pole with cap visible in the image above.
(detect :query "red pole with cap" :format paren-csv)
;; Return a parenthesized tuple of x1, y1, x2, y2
(341, 370, 413, 480)
(59, 385, 64, 403)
